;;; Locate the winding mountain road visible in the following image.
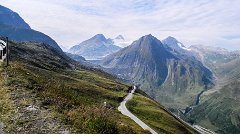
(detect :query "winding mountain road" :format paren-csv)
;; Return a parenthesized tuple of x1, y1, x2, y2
(193, 125, 216, 134)
(118, 86, 158, 134)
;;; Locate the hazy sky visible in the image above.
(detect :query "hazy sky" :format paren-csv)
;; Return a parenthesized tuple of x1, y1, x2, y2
(1, 0, 240, 50)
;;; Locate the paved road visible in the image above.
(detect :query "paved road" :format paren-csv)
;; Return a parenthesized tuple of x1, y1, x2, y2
(193, 125, 216, 134)
(172, 111, 215, 134)
(172, 112, 215, 134)
(118, 86, 158, 134)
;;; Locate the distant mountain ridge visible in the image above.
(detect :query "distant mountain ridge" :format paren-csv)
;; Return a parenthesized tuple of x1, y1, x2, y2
(162, 36, 191, 52)
(0, 5, 31, 29)
(0, 5, 62, 51)
(115, 35, 124, 40)
(100, 34, 213, 109)
(68, 34, 121, 60)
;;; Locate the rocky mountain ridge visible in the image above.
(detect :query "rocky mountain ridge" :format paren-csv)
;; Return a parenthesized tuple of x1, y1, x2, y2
(100, 34, 213, 110)
(68, 34, 122, 60)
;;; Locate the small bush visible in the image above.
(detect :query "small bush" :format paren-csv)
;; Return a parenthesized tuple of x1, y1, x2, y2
(67, 106, 118, 133)
(88, 117, 117, 134)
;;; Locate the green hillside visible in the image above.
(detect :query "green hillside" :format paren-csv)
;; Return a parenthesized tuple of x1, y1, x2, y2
(0, 41, 197, 133)
(187, 81, 240, 134)
(187, 46, 240, 134)
(127, 90, 197, 134)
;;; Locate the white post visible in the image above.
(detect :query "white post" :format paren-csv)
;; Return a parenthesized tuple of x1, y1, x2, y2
(104, 102, 107, 107)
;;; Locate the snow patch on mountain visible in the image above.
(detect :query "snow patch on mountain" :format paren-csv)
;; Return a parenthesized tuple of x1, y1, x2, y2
(177, 42, 191, 51)
(162, 36, 191, 51)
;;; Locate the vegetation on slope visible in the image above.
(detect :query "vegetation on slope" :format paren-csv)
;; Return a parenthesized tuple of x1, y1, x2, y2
(0, 41, 199, 133)
(187, 46, 240, 134)
(0, 42, 147, 133)
(0, 64, 15, 133)
(126, 89, 198, 134)
(187, 81, 240, 134)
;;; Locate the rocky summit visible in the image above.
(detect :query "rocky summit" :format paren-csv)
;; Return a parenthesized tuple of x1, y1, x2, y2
(100, 34, 213, 110)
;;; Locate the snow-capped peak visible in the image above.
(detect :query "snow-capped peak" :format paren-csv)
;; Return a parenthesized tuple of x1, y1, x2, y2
(163, 36, 191, 51)
(177, 42, 191, 51)
(115, 35, 125, 40)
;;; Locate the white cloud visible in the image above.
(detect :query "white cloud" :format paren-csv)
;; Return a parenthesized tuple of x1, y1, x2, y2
(0, 0, 240, 50)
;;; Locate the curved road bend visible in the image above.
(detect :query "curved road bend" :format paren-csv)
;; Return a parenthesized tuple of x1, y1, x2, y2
(193, 125, 215, 134)
(118, 86, 158, 134)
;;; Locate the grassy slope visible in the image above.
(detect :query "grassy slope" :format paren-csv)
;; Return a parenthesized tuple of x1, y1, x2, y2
(127, 90, 198, 134)
(0, 41, 197, 133)
(186, 51, 240, 134)
(0, 42, 147, 134)
(0, 64, 15, 132)
(187, 81, 240, 134)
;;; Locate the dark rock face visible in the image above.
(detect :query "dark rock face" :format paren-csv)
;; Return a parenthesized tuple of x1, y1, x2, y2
(100, 34, 213, 109)
(101, 34, 174, 85)
(0, 5, 62, 52)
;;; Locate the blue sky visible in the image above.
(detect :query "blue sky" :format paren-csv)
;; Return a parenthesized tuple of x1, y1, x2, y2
(0, 0, 240, 50)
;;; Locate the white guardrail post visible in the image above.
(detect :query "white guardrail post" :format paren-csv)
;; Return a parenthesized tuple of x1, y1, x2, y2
(0, 37, 9, 66)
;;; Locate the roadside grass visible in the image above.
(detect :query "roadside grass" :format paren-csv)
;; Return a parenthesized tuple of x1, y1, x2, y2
(4, 61, 148, 133)
(0, 64, 16, 133)
(126, 90, 197, 134)
(0, 42, 154, 133)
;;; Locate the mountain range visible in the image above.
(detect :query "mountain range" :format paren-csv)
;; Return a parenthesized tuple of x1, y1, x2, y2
(99, 35, 240, 134)
(0, 5, 198, 134)
(68, 34, 125, 60)
(1, 4, 240, 134)
(100, 34, 213, 110)
(185, 45, 240, 133)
